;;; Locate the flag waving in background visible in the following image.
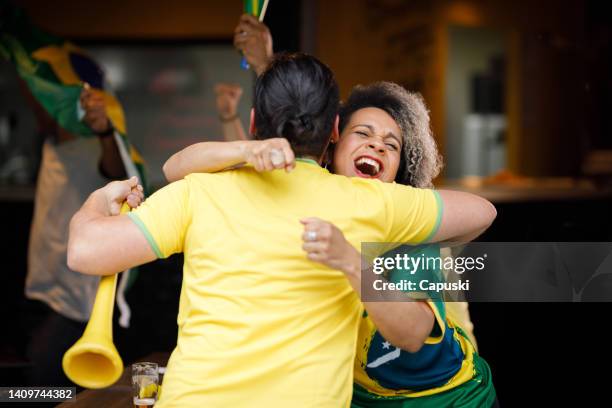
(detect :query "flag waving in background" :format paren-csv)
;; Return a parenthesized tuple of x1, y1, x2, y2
(244, 0, 267, 16)
(0, 1, 145, 327)
(240, 0, 269, 69)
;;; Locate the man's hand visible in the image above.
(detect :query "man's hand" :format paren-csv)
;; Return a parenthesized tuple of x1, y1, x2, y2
(239, 138, 296, 172)
(80, 83, 112, 135)
(214, 83, 243, 120)
(100, 176, 144, 216)
(234, 14, 273, 76)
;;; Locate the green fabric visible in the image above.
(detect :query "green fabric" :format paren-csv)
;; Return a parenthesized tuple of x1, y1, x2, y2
(21, 72, 93, 136)
(423, 190, 443, 243)
(0, 5, 94, 137)
(243, 0, 265, 16)
(351, 352, 496, 408)
(127, 213, 163, 258)
(1, 1, 149, 295)
(295, 158, 320, 166)
(1, 1, 149, 194)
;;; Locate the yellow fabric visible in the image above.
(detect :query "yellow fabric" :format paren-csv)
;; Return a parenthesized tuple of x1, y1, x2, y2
(445, 301, 478, 350)
(32, 43, 83, 85)
(130, 161, 440, 407)
(101, 91, 126, 134)
(439, 247, 478, 349)
(423, 300, 446, 345)
(32, 43, 127, 133)
(354, 314, 476, 398)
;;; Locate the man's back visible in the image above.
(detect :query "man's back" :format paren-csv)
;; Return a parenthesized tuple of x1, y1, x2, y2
(128, 160, 440, 407)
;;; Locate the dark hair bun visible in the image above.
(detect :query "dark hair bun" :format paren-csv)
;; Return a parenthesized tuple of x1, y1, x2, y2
(282, 113, 314, 137)
(253, 52, 339, 158)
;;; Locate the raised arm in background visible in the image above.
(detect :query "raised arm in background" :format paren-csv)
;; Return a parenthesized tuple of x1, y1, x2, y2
(215, 83, 249, 142)
(81, 84, 126, 179)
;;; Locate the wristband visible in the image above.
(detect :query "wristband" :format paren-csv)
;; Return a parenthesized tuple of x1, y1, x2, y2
(219, 114, 239, 123)
(95, 121, 115, 138)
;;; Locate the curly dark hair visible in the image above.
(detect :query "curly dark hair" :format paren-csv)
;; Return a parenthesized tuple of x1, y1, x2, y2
(338, 82, 442, 188)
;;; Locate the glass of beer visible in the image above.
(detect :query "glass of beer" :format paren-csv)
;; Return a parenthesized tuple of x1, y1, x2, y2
(132, 362, 159, 407)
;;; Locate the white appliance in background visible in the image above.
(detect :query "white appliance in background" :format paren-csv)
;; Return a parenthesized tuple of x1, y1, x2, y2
(462, 113, 506, 177)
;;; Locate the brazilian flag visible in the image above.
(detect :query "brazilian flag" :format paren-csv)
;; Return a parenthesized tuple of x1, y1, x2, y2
(0, 1, 145, 327)
(0, 1, 148, 192)
(240, 0, 268, 69)
(244, 0, 267, 16)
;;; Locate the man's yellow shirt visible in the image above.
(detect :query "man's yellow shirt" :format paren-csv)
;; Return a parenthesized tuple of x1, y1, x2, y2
(128, 160, 442, 407)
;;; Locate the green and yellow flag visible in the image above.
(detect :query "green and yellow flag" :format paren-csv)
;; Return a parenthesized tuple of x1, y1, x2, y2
(243, 0, 267, 16)
(0, 1, 148, 192)
(1, 1, 145, 327)
(240, 0, 268, 69)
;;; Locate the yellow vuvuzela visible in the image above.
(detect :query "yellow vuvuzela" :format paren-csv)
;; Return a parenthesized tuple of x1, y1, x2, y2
(62, 203, 130, 388)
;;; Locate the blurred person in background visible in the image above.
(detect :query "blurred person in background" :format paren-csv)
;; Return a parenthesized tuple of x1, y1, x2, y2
(21, 81, 128, 387)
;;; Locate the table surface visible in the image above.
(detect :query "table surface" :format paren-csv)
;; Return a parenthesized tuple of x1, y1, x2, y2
(441, 177, 612, 203)
(57, 352, 169, 408)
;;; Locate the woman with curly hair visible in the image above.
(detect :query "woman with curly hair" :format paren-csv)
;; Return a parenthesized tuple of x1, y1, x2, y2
(163, 79, 497, 407)
(330, 82, 496, 408)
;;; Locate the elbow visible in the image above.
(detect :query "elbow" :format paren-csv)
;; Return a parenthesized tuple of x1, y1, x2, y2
(67, 244, 106, 276)
(398, 338, 425, 353)
(67, 230, 101, 276)
(482, 199, 497, 229)
(162, 156, 182, 183)
(67, 240, 88, 274)
(162, 161, 174, 182)
(381, 331, 426, 354)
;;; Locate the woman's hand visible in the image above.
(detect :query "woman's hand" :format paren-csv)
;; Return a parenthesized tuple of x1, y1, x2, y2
(300, 217, 361, 277)
(240, 138, 296, 172)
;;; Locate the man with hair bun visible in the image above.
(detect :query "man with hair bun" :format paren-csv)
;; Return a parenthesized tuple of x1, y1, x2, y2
(67, 52, 495, 407)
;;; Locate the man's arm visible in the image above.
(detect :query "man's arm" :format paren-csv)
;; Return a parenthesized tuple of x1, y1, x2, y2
(67, 177, 155, 276)
(80, 84, 126, 179)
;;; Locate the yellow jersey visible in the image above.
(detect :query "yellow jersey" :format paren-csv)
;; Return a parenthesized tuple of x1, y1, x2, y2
(128, 160, 441, 407)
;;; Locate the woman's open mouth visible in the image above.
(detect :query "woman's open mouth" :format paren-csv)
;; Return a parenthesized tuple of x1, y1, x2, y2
(353, 155, 384, 178)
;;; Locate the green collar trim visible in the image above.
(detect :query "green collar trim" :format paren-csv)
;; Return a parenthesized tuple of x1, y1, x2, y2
(296, 158, 320, 166)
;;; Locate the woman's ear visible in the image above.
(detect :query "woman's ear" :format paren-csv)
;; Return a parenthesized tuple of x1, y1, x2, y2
(249, 108, 256, 136)
(331, 114, 340, 143)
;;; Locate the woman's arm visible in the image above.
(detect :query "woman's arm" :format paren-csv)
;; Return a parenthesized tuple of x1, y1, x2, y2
(162, 138, 296, 182)
(300, 218, 434, 353)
